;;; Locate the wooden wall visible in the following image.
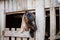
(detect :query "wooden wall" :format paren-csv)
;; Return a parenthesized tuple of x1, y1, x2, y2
(0, 1, 5, 40)
(0, 0, 59, 40)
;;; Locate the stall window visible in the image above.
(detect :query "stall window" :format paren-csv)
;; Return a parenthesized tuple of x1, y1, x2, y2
(45, 9, 50, 40)
(6, 14, 23, 30)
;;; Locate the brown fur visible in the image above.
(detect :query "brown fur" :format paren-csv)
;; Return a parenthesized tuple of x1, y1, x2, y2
(20, 12, 37, 35)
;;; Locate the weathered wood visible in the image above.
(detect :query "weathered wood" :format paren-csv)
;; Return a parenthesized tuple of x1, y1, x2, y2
(3, 37, 9, 40)
(4, 30, 30, 37)
(8, 0, 13, 12)
(3, 28, 9, 40)
(29, 38, 34, 40)
(23, 38, 27, 40)
(11, 28, 15, 40)
(5, 28, 9, 31)
(36, 0, 45, 40)
(55, 35, 60, 39)
(5, 9, 35, 15)
(58, 0, 60, 3)
(5, 0, 9, 12)
(0, 1, 5, 40)
(50, 0, 56, 40)
(12, 0, 16, 11)
(16, 28, 21, 40)
(50, 7, 56, 40)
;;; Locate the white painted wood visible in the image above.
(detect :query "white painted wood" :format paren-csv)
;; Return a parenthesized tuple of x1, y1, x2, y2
(3, 37, 9, 40)
(16, 0, 20, 11)
(23, 38, 27, 40)
(5, 28, 9, 31)
(32, 0, 36, 9)
(27, 0, 32, 9)
(20, 0, 27, 10)
(45, 0, 50, 8)
(11, 28, 15, 31)
(29, 38, 34, 40)
(11, 28, 15, 40)
(16, 28, 21, 40)
(50, 0, 56, 40)
(58, 0, 60, 3)
(50, 7, 56, 40)
(12, 0, 16, 11)
(11, 37, 15, 40)
(36, 0, 45, 40)
(4, 31, 30, 37)
(5, 0, 9, 12)
(0, 1, 5, 40)
(3, 28, 9, 40)
(17, 38, 21, 40)
(8, 0, 13, 12)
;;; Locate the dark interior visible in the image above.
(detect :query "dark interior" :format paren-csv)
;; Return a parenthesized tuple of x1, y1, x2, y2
(6, 14, 23, 28)
(56, 8, 59, 34)
(45, 10, 50, 40)
(45, 8, 59, 40)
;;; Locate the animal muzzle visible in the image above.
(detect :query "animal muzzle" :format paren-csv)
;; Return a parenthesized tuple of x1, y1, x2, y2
(29, 21, 37, 38)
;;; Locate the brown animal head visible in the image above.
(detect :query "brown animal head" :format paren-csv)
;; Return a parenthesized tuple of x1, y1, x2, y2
(20, 11, 37, 38)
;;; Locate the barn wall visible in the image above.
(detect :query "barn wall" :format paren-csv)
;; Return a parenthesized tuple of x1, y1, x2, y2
(5, 0, 27, 12)
(4, 0, 59, 12)
(0, 1, 5, 40)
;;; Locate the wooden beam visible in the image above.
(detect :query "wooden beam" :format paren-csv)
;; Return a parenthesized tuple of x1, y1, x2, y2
(36, 0, 45, 40)
(5, 9, 35, 15)
(50, 0, 56, 40)
(5, 7, 59, 15)
(4, 31, 30, 38)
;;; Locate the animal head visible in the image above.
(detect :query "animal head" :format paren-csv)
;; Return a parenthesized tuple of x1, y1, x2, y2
(20, 11, 37, 38)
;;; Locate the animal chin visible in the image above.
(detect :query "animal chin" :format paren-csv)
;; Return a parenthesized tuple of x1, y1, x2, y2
(32, 21, 35, 25)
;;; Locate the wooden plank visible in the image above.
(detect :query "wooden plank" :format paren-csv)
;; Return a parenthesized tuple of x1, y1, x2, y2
(3, 37, 9, 40)
(16, 38, 21, 40)
(5, 9, 35, 15)
(11, 28, 15, 40)
(36, 0, 45, 40)
(5, 28, 9, 31)
(12, 0, 16, 11)
(16, 28, 21, 40)
(58, 0, 60, 3)
(29, 38, 34, 40)
(55, 35, 60, 39)
(50, 8, 56, 40)
(4, 30, 30, 37)
(3, 28, 9, 40)
(50, 0, 56, 40)
(8, 0, 13, 12)
(23, 38, 27, 40)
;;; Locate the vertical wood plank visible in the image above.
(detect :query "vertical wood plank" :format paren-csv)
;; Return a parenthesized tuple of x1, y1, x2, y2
(11, 28, 15, 40)
(12, 0, 16, 11)
(5, 0, 9, 12)
(3, 28, 9, 40)
(16, 28, 21, 40)
(3, 37, 9, 40)
(36, 0, 45, 40)
(23, 38, 27, 40)
(8, 0, 13, 12)
(29, 38, 34, 40)
(18, 0, 21, 11)
(50, 0, 56, 40)
(50, 7, 56, 40)
(5, 28, 9, 31)
(27, 0, 32, 9)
